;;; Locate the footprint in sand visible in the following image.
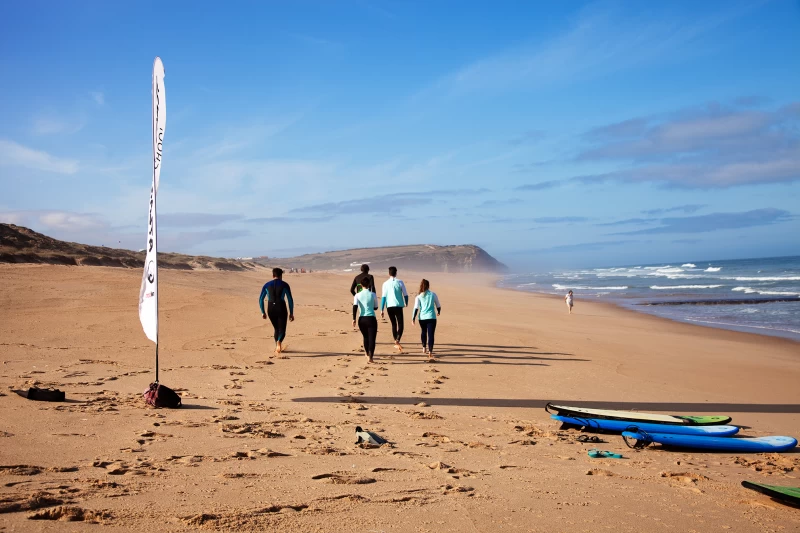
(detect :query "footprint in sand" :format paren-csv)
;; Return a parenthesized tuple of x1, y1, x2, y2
(28, 506, 113, 523)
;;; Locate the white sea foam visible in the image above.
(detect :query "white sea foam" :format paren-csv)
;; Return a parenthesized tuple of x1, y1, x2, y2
(725, 276, 800, 281)
(732, 287, 799, 296)
(705, 267, 721, 272)
(552, 284, 629, 291)
(650, 285, 722, 290)
(681, 263, 696, 268)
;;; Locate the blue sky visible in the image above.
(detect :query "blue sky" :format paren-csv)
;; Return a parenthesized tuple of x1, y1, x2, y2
(1, 0, 798, 270)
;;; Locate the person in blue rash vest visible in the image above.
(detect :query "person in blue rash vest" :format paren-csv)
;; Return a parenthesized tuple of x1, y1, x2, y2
(259, 267, 294, 355)
(380, 266, 409, 352)
(352, 282, 378, 363)
(412, 278, 441, 361)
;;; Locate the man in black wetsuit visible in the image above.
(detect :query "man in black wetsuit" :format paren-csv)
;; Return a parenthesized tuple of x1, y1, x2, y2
(350, 264, 376, 296)
(259, 268, 295, 355)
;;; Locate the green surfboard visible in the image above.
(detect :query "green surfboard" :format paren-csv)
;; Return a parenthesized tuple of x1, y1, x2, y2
(742, 481, 800, 507)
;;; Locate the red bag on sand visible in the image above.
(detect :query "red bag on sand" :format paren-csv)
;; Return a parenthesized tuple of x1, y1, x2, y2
(143, 382, 181, 408)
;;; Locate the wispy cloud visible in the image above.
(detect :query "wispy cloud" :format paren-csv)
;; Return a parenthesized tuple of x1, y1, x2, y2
(244, 215, 335, 224)
(534, 216, 588, 224)
(416, 2, 747, 97)
(0, 139, 79, 174)
(612, 208, 793, 235)
(477, 198, 524, 208)
(90, 91, 105, 106)
(162, 229, 251, 252)
(641, 204, 706, 216)
(289, 189, 490, 217)
(514, 180, 562, 191)
(160, 213, 244, 228)
(32, 116, 85, 135)
(575, 101, 800, 188)
(508, 130, 545, 146)
(0, 209, 107, 232)
(511, 239, 639, 254)
(595, 217, 656, 227)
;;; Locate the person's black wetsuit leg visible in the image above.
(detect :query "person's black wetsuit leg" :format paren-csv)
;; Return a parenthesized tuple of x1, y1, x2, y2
(387, 306, 404, 342)
(268, 303, 288, 342)
(358, 316, 378, 358)
(419, 318, 436, 353)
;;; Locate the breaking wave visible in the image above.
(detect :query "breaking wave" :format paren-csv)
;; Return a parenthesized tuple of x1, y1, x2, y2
(650, 285, 722, 290)
(552, 284, 629, 291)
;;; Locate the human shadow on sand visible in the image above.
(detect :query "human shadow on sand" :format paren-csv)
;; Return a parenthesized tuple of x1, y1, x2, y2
(285, 343, 588, 365)
(290, 396, 800, 413)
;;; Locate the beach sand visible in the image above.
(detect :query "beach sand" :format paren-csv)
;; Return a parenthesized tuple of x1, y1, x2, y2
(1, 264, 798, 532)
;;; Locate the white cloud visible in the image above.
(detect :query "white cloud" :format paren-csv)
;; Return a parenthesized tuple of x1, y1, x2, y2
(90, 91, 105, 106)
(0, 139, 79, 174)
(32, 116, 86, 135)
(0, 210, 107, 232)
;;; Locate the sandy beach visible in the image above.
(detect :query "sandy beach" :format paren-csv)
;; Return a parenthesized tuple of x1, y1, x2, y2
(1, 263, 799, 532)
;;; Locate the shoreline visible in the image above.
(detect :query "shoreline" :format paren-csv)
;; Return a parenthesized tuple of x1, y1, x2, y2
(497, 279, 800, 344)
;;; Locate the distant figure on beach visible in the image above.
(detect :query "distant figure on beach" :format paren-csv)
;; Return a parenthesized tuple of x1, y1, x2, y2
(350, 264, 376, 296)
(353, 282, 378, 363)
(412, 279, 441, 360)
(380, 266, 409, 352)
(259, 268, 295, 355)
(565, 290, 574, 314)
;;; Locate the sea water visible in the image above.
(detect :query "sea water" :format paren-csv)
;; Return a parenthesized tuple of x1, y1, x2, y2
(500, 256, 800, 342)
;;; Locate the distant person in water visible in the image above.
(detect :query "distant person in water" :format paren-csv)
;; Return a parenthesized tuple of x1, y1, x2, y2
(381, 266, 409, 352)
(259, 268, 294, 355)
(353, 282, 378, 363)
(565, 290, 574, 314)
(412, 279, 441, 360)
(350, 264, 376, 296)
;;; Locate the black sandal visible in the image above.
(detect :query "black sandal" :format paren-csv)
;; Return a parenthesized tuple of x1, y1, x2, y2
(576, 435, 605, 443)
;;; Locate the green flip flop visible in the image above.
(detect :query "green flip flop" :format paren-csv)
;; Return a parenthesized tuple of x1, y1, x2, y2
(588, 449, 623, 459)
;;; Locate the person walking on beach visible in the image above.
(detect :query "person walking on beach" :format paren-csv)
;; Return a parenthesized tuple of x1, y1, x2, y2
(381, 266, 409, 352)
(565, 290, 574, 314)
(412, 279, 441, 360)
(350, 264, 376, 296)
(259, 268, 295, 355)
(353, 282, 378, 363)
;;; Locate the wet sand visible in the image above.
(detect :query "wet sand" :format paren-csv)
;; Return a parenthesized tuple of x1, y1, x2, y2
(1, 264, 799, 532)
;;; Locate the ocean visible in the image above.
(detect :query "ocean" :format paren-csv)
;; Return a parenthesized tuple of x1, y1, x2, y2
(499, 255, 800, 342)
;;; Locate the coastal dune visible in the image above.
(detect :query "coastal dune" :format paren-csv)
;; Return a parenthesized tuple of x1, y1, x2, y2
(1, 264, 798, 532)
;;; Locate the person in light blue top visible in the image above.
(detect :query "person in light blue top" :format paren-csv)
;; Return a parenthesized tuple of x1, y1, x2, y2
(412, 278, 441, 360)
(380, 266, 409, 352)
(353, 283, 378, 363)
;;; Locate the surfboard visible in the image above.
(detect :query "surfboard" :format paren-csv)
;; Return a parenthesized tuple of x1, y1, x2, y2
(551, 415, 740, 437)
(622, 430, 797, 452)
(546, 403, 731, 425)
(742, 481, 800, 507)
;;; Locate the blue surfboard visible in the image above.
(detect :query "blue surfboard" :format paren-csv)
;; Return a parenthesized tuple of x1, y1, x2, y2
(622, 430, 797, 453)
(552, 415, 740, 437)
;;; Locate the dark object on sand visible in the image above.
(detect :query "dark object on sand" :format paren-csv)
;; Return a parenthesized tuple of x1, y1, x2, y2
(143, 382, 181, 408)
(742, 481, 800, 507)
(355, 426, 386, 445)
(26, 387, 65, 402)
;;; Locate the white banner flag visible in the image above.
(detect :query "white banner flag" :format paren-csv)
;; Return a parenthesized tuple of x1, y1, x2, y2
(139, 57, 166, 344)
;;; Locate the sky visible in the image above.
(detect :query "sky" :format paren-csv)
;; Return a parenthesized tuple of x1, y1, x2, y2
(0, 0, 798, 270)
